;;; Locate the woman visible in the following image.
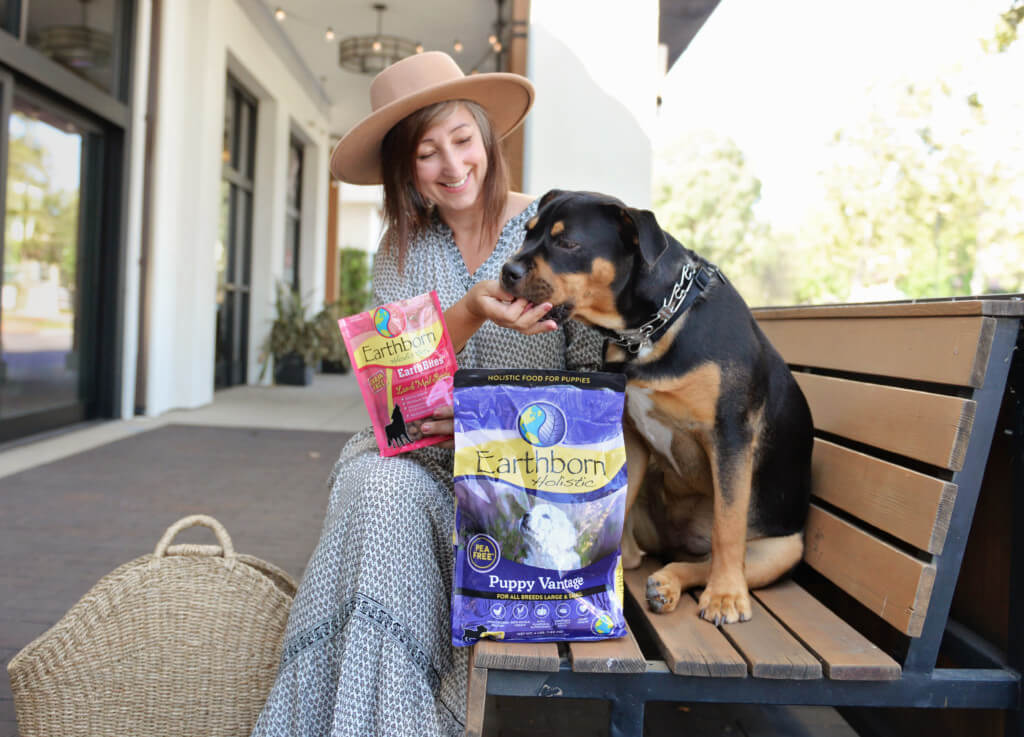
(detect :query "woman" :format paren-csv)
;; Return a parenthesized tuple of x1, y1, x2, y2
(251, 52, 603, 737)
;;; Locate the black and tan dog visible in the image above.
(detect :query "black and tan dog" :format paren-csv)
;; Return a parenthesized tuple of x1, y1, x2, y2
(500, 189, 814, 625)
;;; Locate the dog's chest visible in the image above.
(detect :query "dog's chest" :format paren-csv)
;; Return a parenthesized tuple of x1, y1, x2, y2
(625, 385, 685, 475)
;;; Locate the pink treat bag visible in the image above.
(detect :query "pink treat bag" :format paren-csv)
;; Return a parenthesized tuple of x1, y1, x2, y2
(338, 291, 458, 456)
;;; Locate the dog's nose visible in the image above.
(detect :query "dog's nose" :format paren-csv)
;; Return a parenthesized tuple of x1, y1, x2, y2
(501, 260, 527, 290)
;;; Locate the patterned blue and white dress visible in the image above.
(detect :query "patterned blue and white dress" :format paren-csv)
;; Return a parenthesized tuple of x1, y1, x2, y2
(251, 199, 604, 737)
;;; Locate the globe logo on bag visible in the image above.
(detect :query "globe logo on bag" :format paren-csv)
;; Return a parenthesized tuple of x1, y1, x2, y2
(517, 402, 567, 447)
(373, 306, 405, 338)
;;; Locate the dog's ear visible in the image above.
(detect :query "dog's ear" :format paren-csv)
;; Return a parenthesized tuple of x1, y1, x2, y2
(621, 207, 668, 268)
(539, 189, 563, 209)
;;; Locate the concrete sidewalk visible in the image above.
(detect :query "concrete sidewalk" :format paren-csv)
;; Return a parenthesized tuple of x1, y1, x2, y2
(0, 372, 371, 481)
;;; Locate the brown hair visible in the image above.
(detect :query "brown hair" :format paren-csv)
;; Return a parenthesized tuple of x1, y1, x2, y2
(380, 99, 509, 272)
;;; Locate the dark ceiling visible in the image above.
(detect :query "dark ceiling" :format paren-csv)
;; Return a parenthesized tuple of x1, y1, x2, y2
(660, 0, 722, 68)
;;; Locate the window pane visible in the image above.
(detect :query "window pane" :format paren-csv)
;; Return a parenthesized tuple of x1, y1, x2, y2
(0, 1, 19, 36)
(27, 0, 118, 95)
(287, 139, 302, 208)
(2, 102, 84, 420)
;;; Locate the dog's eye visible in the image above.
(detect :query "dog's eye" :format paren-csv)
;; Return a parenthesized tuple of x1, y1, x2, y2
(557, 239, 581, 251)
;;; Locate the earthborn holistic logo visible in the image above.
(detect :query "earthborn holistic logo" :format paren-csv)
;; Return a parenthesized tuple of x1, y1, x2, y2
(372, 306, 405, 338)
(467, 534, 500, 573)
(517, 401, 567, 447)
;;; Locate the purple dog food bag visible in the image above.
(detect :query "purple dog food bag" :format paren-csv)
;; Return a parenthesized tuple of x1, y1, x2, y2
(451, 369, 628, 646)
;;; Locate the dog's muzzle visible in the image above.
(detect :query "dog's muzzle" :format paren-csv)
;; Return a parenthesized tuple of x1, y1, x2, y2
(500, 260, 528, 292)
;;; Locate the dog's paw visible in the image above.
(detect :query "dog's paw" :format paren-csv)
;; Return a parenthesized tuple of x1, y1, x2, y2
(697, 585, 752, 626)
(645, 573, 681, 614)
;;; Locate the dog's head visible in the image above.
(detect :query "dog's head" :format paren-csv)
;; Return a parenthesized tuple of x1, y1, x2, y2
(501, 190, 669, 331)
(520, 502, 578, 554)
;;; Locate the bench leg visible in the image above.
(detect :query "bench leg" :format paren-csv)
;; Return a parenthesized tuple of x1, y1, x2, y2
(609, 694, 645, 737)
(465, 656, 488, 737)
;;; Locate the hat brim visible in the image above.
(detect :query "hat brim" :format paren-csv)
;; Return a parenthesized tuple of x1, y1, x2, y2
(330, 73, 534, 185)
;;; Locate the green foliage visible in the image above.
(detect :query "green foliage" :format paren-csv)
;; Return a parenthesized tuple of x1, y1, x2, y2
(652, 131, 798, 306)
(803, 79, 1024, 302)
(5, 123, 80, 291)
(653, 62, 1024, 306)
(337, 247, 371, 317)
(983, 1, 1023, 53)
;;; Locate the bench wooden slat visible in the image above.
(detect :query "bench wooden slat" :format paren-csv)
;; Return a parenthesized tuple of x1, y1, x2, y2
(568, 623, 646, 673)
(472, 639, 560, 672)
(718, 595, 823, 680)
(755, 579, 901, 681)
(795, 373, 976, 471)
(753, 299, 1024, 320)
(812, 438, 958, 554)
(758, 315, 995, 387)
(804, 505, 936, 637)
(624, 561, 747, 677)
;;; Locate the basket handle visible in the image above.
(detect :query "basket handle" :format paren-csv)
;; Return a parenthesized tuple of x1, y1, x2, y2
(154, 515, 236, 560)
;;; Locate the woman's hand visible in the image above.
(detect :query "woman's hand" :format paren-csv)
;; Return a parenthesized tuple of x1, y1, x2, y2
(420, 404, 455, 449)
(466, 279, 558, 335)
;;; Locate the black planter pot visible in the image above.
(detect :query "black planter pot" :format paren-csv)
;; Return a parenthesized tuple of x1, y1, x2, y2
(321, 359, 349, 374)
(274, 352, 314, 386)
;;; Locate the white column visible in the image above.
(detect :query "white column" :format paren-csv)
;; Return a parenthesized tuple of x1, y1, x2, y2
(523, 0, 660, 208)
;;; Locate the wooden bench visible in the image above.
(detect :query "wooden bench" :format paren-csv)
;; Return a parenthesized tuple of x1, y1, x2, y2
(465, 298, 1024, 737)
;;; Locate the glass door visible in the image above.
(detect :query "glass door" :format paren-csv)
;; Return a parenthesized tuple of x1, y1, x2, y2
(0, 83, 102, 441)
(216, 76, 257, 389)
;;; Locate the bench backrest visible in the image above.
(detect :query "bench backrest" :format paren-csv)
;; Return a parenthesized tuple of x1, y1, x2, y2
(754, 301, 1022, 663)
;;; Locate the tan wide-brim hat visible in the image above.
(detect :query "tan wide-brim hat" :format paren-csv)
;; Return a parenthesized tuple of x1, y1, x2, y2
(329, 51, 534, 185)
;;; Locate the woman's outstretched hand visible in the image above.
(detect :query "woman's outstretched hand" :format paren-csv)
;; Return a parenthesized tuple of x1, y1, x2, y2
(466, 279, 558, 335)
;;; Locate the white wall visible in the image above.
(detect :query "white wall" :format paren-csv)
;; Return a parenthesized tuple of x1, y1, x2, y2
(338, 183, 384, 255)
(140, 0, 331, 415)
(523, 0, 660, 208)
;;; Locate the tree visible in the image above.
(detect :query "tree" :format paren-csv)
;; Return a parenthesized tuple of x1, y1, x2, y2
(652, 131, 795, 306)
(802, 79, 1024, 302)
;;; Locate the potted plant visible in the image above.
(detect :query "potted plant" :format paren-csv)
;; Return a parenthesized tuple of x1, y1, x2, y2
(314, 300, 350, 374)
(258, 282, 323, 385)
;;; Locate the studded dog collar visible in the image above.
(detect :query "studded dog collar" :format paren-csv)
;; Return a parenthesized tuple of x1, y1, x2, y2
(610, 263, 719, 355)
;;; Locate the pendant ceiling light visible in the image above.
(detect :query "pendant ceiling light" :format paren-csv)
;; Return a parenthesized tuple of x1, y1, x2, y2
(32, 0, 112, 70)
(338, 3, 418, 76)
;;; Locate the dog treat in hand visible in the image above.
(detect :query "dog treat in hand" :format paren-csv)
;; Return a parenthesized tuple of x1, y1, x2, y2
(337, 291, 457, 456)
(450, 369, 628, 646)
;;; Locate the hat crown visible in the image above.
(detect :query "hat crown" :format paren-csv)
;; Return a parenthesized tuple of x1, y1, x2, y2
(369, 52, 466, 112)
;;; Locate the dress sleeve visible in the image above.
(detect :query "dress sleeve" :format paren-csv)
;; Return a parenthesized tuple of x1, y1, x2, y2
(563, 319, 606, 372)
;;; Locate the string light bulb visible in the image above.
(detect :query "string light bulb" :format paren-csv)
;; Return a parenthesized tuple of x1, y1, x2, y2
(453, 40, 463, 53)
(325, 27, 335, 41)
(415, 42, 424, 53)
(274, 7, 286, 21)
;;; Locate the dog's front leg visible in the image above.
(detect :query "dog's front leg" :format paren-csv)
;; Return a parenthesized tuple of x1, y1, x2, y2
(699, 438, 755, 625)
(621, 417, 650, 570)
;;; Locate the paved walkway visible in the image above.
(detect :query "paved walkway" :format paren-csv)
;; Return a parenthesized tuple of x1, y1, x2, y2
(0, 372, 370, 481)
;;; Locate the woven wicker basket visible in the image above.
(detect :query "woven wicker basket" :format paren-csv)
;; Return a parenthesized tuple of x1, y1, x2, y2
(7, 515, 296, 737)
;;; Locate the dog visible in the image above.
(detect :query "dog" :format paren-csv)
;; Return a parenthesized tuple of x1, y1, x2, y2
(520, 502, 583, 571)
(500, 190, 814, 625)
(385, 404, 411, 447)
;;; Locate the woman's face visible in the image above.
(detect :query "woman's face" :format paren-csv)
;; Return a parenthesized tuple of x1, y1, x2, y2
(414, 103, 488, 216)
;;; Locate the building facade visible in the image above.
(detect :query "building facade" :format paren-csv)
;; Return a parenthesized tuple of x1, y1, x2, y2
(0, 0, 667, 444)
